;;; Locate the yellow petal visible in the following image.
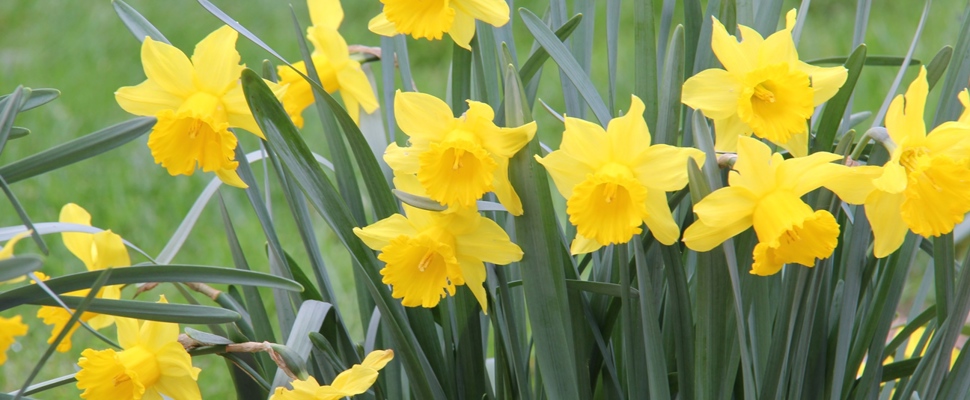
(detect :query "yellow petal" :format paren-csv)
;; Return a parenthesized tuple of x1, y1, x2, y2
(776, 150, 843, 195)
(567, 167, 649, 246)
(730, 136, 775, 195)
(959, 89, 970, 124)
(141, 37, 195, 98)
(796, 62, 848, 106)
(570, 233, 603, 255)
(90, 230, 131, 271)
(453, 213, 523, 265)
(634, 144, 705, 192)
(381, 0, 455, 41)
(308, 0, 343, 30)
(710, 17, 752, 73)
(0, 316, 28, 365)
(417, 139, 497, 208)
(750, 210, 839, 276)
(865, 190, 908, 258)
(354, 214, 418, 250)
(473, 104, 535, 157)
(191, 26, 243, 95)
(394, 91, 455, 142)
(115, 315, 140, 350)
(682, 218, 752, 252)
(643, 189, 680, 245)
(925, 121, 970, 160)
(0, 231, 30, 261)
(60, 203, 95, 269)
(223, 83, 275, 138)
(778, 131, 809, 158)
(337, 65, 379, 114)
(736, 25, 764, 61)
(885, 67, 928, 145)
(751, 190, 815, 248)
(535, 151, 591, 200)
(872, 150, 907, 194)
(813, 164, 882, 205)
(309, 26, 350, 66)
(115, 80, 185, 117)
(216, 168, 249, 188)
(458, 255, 489, 313)
(757, 25, 798, 67)
(384, 143, 421, 174)
(712, 114, 749, 153)
(607, 95, 651, 161)
(900, 154, 970, 237)
(148, 109, 237, 175)
(449, 10, 476, 50)
(76, 349, 137, 399)
(561, 116, 610, 168)
(682, 68, 743, 120)
(691, 186, 758, 227)
(490, 157, 524, 215)
(361, 349, 395, 369)
(153, 367, 202, 400)
(378, 235, 460, 308)
(453, 0, 510, 27)
(368, 13, 400, 37)
(736, 64, 813, 145)
(141, 296, 180, 352)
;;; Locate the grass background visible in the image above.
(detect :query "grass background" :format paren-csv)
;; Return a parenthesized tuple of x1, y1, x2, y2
(0, 0, 965, 397)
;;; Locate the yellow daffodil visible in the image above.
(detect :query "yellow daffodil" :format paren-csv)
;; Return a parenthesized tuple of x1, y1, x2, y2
(116, 26, 283, 188)
(354, 174, 522, 312)
(682, 9, 848, 157)
(37, 203, 130, 352)
(76, 295, 201, 400)
(271, 349, 394, 400)
(278, 0, 378, 127)
(536, 95, 705, 254)
(368, 0, 510, 50)
(683, 136, 862, 275)
(0, 315, 27, 365)
(849, 68, 970, 258)
(0, 230, 32, 284)
(384, 90, 536, 215)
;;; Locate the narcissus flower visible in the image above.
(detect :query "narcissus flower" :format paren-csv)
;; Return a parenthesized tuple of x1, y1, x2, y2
(368, 0, 510, 50)
(536, 95, 705, 254)
(271, 349, 394, 400)
(683, 136, 859, 275)
(0, 231, 32, 284)
(354, 175, 522, 312)
(76, 296, 201, 400)
(682, 9, 848, 157)
(278, 0, 378, 126)
(37, 203, 130, 352)
(384, 91, 536, 214)
(0, 315, 27, 365)
(849, 68, 970, 257)
(116, 26, 284, 188)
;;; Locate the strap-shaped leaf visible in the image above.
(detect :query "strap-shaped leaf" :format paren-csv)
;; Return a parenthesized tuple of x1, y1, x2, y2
(111, 0, 169, 43)
(0, 255, 42, 283)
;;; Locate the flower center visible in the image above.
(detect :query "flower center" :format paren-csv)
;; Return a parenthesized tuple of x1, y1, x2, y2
(900, 153, 970, 237)
(753, 83, 777, 103)
(382, 0, 455, 40)
(738, 64, 814, 144)
(116, 346, 161, 389)
(417, 135, 497, 208)
(567, 163, 650, 246)
(378, 234, 461, 308)
(900, 146, 932, 176)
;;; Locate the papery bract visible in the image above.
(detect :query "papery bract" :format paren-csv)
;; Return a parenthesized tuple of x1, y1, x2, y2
(537, 95, 705, 254)
(682, 9, 848, 157)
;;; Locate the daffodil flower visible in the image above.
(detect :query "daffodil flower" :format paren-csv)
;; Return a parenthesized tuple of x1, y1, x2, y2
(278, 0, 378, 126)
(271, 349, 394, 400)
(682, 9, 848, 157)
(116, 26, 284, 188)
(37, 203, 130, 352)
(354, 174, 522, 312)
(683, 136, 861, 276)
(384, 90, 536, 215)
(536, 95, 705, 254)
(850, 68, 970, 257)
(76, 295, 202, 400)
(368, 0, 510, 50)
(0, 316, 27, 366)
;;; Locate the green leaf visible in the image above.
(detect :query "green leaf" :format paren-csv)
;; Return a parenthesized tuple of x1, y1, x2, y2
(0, 86, 26, 157)
(0, 117, 154, 184)
(8, 127, 29, 140)
(0, 265, 302, 311)
(518, 14, 583, 86)
(564, 279, 640, 298)
(112, 0, 170, 44)
(881, 358, 921, 382)
(655, 25, 685, 146)
(31, 296, 240, 324)
(933, 5, 970, 125)
(815, 44, 867, 153)
(270, 301, 332, 389)
(925, 45, 953, 91)
(634, 0, 659, 131)
(185, 327, 235, 345)
(520, 8, 612, 126)
(805, 55, 920, 66)
(0, 255, 42, 283)
(392, 189, 446, 211)
(0, 88, 60, 113)
(0, 175, 48, 254)
(9, 374, 75, 397)
(505, 63, 581, 400)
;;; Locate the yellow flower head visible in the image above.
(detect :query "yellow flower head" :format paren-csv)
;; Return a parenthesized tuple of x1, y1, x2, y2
(36, 203, 130, 352)
(271, 349, 394, 400)
(853, 68, 970, 257)
(368, 0, 510, 50)
(384, 91, 536, 215)
(536, 95, 705, 254)
(683, 136, 856, 275)
(354, 175, 522, 312)
(0, 230, 32, 284)
(116, 26, 283, 189)
(278, 0, 379, 127)
(76, 295, 201, 400)
(682, 9, 848, 157)
(0, 315, 28, 365)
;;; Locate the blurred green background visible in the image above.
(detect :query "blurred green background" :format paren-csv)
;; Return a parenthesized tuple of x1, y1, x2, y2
(0, 0, 964, 397)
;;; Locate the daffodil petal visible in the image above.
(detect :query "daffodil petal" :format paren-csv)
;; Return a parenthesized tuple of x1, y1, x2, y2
(309, 26, 350, 65)
(682, 218, 752, 252)
(813, 164, 882, 204)
(192, 26, 242, 95)
(710, 17, 751, 73)
(449, 10, 476, 50)
(925, 121, 970, 160)
(115, 80, 184, 117)
(643, 189, 680, 245)
(607, 96, 650, 161)
(691, 186, 758, 226)
(886, 68, 928, 145)
(797, 62, 848, 106)
(394, 91, 455, 142)
(153, 364, 202, 400)
(115, 316, 139, 350)
(777, 151, 843, 195)
(866, 190, 908, 258)
(712, 114, 749, 153)
(534, 151, 591, 200)
(91, 230, 131, 270)
(758, 27, 798, 67)
(308, 0, 343, 30)
(384, 143, 421, 174)
(216, 168, 249, 188)
(224, 84, 266, 138)
(60, 203, 95, 269)
(337, 65, 379, 113)
(570, 233, 603, 255)
(561, 116, 609, 168)
(454, 216, 523, 265)
(730, 136, 775, 194)
(141, 38, 195, 98)
(778, 131, 809, 158)
(368, 13, 399, 37)
(872, 158, 908, 194)
(454, 0, 510, 27)
(491, 157, 524, 215)
(354, 214, 418, 250)
(682, 69, 742, 120)
(458, 255, 489, 313)
(635, 144, 705, 192)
